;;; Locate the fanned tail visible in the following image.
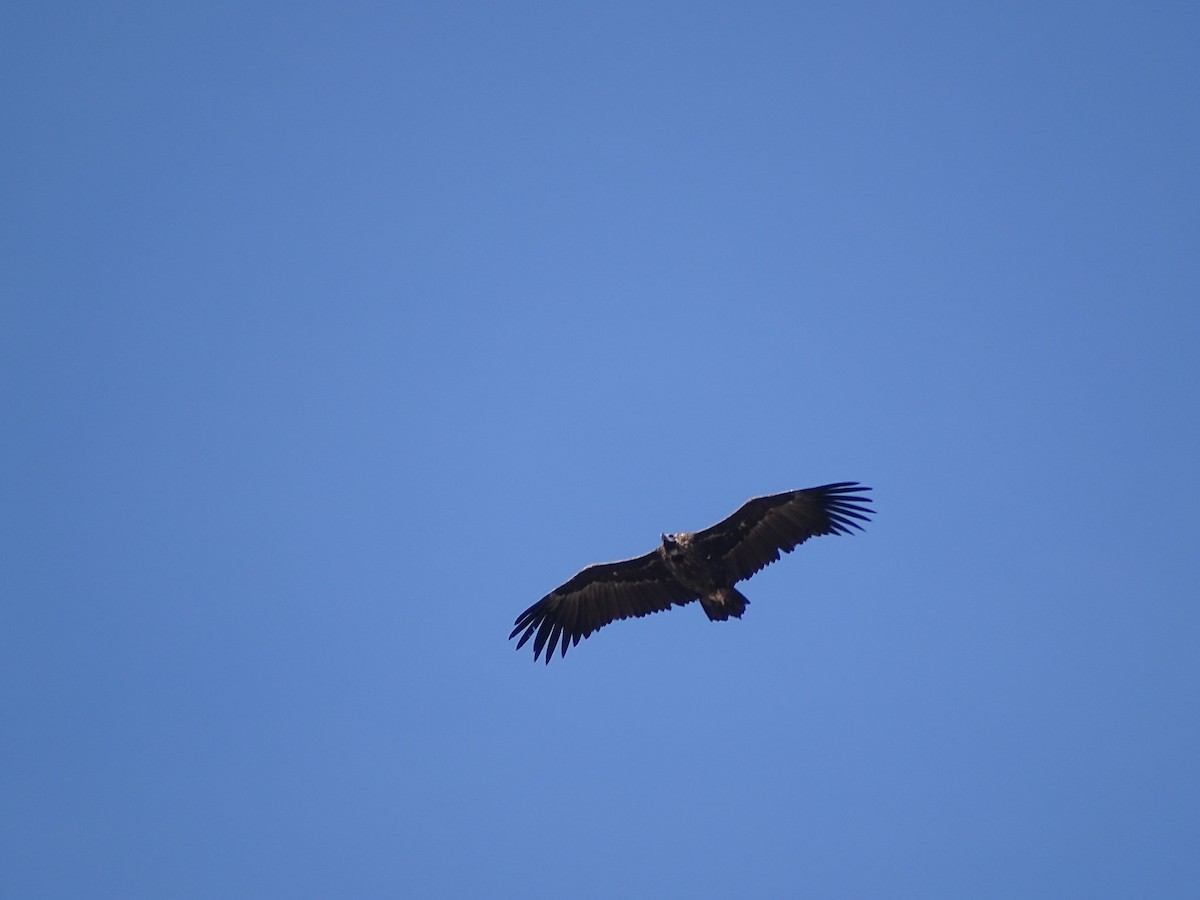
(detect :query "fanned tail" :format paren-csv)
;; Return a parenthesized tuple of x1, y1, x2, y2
(699, 587, 749, 622)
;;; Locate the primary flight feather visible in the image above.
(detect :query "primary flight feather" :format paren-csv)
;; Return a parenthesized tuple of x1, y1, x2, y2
(510, 482, 873, 663)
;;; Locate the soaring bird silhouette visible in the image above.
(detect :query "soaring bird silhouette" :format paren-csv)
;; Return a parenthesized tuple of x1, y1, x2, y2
(510, 482, 873, 663)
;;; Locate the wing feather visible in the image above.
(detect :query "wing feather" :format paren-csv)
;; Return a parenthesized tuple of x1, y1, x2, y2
(693, 482, 873, 584)
(509, 550, 697, 663)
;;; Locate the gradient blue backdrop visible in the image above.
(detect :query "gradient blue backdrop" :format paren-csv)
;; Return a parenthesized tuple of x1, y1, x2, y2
(4, 2, 1198, 897)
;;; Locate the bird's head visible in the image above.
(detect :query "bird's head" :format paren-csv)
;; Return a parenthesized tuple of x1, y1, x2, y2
(661, 533, 677, 548)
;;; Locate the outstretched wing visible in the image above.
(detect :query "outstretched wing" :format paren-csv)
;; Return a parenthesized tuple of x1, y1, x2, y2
(693, 482, 873, 585)
(510, 550, 697, 664)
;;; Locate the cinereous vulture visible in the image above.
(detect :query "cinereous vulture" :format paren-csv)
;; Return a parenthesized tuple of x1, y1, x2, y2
(510, 482, 873, 663)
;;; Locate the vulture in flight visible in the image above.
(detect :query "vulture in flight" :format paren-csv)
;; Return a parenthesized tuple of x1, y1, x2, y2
(510, 482, 873, 663)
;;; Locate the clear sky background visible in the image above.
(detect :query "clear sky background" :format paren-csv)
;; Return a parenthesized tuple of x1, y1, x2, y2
(3, 2, 1198, 897)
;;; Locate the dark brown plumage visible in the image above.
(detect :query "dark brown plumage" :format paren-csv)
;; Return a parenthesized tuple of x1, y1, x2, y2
(510, 482, 873, 663)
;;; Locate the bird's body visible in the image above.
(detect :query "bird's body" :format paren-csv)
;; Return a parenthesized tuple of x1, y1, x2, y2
(659, 531, 750, 621)
(510, 482, 873, 663)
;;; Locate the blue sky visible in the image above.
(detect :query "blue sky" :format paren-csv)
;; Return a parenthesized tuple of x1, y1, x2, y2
(3, 2, 1198, 896)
